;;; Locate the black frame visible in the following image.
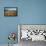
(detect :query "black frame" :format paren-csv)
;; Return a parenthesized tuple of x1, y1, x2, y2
(4, 7, 18, 16)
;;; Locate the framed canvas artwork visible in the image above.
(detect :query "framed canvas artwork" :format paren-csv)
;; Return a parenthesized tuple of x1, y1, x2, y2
(4, 7, 18, 16)
(18, 24, 46, 41)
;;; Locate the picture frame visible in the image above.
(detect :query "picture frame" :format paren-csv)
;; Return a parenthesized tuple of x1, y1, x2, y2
(18, 24, 46, 41)
(4, 7, 18, 16)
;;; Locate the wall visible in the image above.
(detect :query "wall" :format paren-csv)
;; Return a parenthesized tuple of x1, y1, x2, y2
(0, 0, 46, 44)
(20, 0, 46, 24)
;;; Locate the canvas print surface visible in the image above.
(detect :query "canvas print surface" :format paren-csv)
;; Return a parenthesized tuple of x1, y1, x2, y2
(18, 25, 46, 41)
